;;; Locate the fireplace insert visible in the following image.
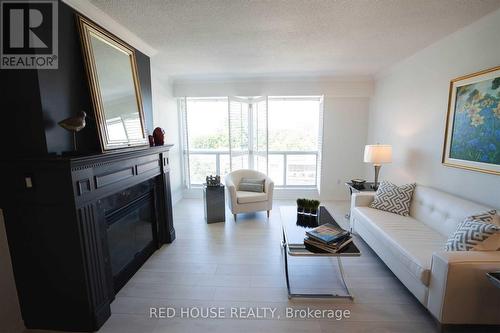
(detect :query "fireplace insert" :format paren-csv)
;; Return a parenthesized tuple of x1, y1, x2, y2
(99, 180, 157, 293)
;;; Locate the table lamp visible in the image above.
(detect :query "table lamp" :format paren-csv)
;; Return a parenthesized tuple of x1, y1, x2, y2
(364, 144, 392, 190)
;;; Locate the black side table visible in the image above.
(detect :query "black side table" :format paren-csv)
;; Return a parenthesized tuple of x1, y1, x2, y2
(203, 184, 225, 223)
(345, 182, 376, 220)
(345, 181, 377, 195)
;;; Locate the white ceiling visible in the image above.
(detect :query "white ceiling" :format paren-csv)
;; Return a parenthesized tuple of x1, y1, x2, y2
(89, 0, 500, 81)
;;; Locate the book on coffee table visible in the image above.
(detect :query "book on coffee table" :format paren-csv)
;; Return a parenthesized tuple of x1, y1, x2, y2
(304, 236, 353, 254)
(306, 223, 349, 244)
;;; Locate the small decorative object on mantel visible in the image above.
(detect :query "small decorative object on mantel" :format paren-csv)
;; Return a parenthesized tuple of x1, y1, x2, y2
(153, 127, 165, 146)
(206, 175, 221, 187)
(296, 198, 320, 216)
(148, 134, 155, 147)
(442, 66, 500, 175)
(58, 111, 87, 151)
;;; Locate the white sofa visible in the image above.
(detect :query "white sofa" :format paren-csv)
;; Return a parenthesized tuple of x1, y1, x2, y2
(225, 169, 274, 221)
(350, 185, 500, 325)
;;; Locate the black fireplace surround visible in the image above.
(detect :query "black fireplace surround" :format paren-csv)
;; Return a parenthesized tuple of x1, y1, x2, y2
(0, 3, 174, 332)
(1, 145, 175, 332)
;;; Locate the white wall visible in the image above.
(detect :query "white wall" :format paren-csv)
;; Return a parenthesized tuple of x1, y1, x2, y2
(321, 97, 369, 200)
(368, 9, 500, 209)
(174, 77, 373, 98)
(174, 78, 373, 200)
(151, 67, 183, 204)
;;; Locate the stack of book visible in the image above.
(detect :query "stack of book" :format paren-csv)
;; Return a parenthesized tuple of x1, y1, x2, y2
(304, 223, 352, 253)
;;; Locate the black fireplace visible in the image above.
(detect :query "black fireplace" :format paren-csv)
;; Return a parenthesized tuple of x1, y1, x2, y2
(1, 146, 175, 332)
(100, 180, 157, 293)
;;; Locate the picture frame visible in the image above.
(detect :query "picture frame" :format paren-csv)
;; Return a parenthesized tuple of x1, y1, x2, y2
(442, 66, 500, 175)
(77, 15, 149, 151)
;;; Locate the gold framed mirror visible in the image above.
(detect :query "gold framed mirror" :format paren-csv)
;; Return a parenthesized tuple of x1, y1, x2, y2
(77, 15, 148, 151)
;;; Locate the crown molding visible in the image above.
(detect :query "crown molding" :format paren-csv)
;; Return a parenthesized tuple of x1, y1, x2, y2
(62, 0, 157, 56)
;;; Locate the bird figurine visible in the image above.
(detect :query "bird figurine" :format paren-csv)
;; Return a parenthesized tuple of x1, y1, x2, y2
(58, 111, 87, 132)
(58, 111, 87, 151)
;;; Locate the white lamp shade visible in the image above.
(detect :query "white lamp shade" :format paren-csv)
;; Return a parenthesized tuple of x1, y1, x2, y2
(364, 145, 392, 164)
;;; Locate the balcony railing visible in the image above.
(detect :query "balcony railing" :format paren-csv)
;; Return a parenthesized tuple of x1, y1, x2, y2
(185, 150, 319, 188)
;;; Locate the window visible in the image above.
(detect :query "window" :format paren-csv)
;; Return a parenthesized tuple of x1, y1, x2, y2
(181, 96, 323, 189)
(268, 97, 322, 187)
(183, 98, 230, 185)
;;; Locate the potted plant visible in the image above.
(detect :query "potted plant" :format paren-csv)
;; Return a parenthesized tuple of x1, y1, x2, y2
(310, 199, 320, 216)
(302, 199, 311, 215)
(296, 198, 306, 214)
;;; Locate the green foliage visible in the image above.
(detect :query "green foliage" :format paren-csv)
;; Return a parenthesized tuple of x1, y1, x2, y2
(191, 132, 229, 149)
(466, 89, 480, 103)
(190, 128, 318, 151)
(296, 198, 320, 210)
(457, 85, 470, 96)
(492, 77, 500, 90)
(268, 129, 317, 151)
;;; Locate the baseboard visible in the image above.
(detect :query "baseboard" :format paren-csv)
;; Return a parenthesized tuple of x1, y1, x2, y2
(182, 187, 321, 200)
(273, 188, 319, 199)
(183, 188, 202, 199)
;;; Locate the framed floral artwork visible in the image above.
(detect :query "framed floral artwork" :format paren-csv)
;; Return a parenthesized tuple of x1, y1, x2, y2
(442, 66, 500, 175)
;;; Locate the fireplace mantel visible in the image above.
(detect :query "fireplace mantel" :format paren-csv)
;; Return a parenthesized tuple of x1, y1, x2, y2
(1, 145, 175, 332)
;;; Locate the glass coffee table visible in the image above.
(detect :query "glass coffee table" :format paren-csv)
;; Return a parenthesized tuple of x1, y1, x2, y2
(280, 206, 361, 299)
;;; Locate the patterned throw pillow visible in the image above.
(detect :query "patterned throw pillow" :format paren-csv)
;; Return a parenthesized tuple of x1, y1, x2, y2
(445, 217, 500, 251)
(369, 181, 416, 216)
(464, 210, 499, 226)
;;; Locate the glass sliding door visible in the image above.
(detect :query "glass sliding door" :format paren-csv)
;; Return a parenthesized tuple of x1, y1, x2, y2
(228, 97, 250, 170)
(181, 96, 323, 189)
(183, 97, 230, 185)
(252, 97, 268, 174)
(267, 96, 323, 187)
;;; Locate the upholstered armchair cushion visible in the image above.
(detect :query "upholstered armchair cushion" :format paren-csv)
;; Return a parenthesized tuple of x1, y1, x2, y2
(236, 191, 267, 204)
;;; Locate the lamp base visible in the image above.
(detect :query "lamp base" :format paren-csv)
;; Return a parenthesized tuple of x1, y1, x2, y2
(372, 164, 381, 190)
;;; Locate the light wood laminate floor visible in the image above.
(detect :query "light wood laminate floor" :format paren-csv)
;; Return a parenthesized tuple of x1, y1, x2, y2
(26, 199, 443, 333)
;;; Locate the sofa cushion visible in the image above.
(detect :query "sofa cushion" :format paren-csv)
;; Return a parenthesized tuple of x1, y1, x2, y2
(236, 191, 267, 204)
(410, 186, 494, 238)
(354, 206, 447, 286)
(370, 181, 416, 216)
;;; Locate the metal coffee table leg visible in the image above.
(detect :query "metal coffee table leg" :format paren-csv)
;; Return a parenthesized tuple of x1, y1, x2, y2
(281, 238, 353, 300)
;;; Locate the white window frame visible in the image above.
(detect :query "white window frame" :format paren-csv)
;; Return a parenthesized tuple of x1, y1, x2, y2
(180, 96, 324, 190)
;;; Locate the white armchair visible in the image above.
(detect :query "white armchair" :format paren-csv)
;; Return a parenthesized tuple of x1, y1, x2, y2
(224, 169, 274, 221)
